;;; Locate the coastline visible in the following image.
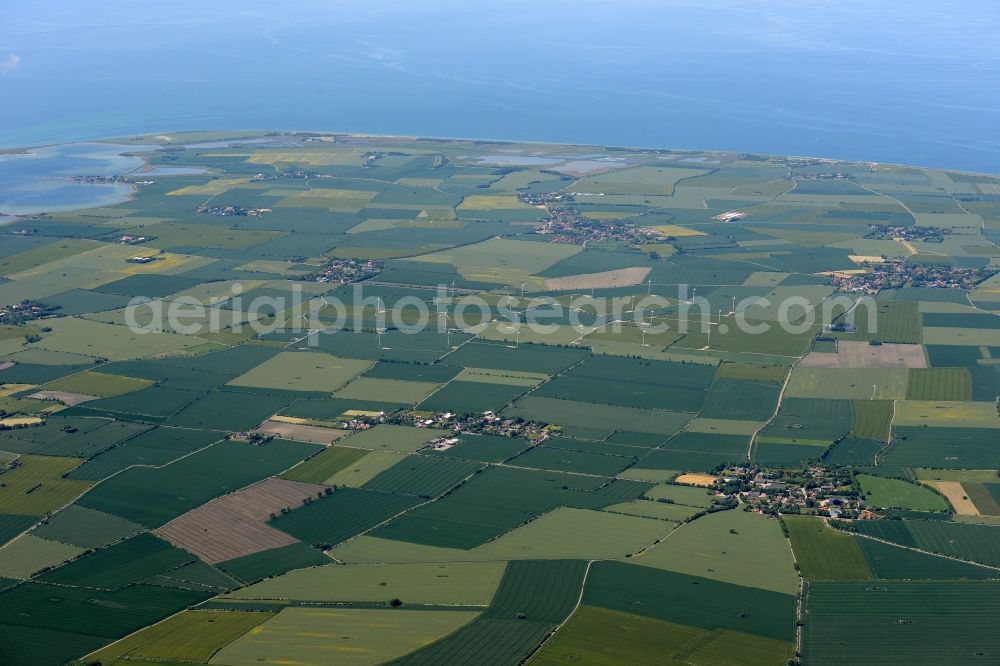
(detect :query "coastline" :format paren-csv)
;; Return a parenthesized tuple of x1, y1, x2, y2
(5, 129, 1000, 182)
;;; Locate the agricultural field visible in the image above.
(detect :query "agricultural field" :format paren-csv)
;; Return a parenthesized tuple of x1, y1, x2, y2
(584, 561, 797, 643)
(847, 520, 1000, 566)
(83, 609, 274, 664)
(857, 474, 950, 511)
(222, 560, 506, 605)
(227, 351, 371, 392)
(632, 509, 799, 595)
(0, 133, 998, 663)
(783, 515, 873, 580)
(802, 581, 1000, 665)
(0, 454, 91, 516)
(211, 607, 481, 666)
(154, 478, 330, 562)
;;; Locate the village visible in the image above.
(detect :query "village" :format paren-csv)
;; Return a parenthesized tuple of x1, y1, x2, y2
(301, 257, 384, 284)
(829, 260, 998, 293)
(712, 464, 873, 519)
(0, 299, 59, 326)
(534, 205, 663, 247)
(865, 223, 949, 243)
(196, 204, 272, 217)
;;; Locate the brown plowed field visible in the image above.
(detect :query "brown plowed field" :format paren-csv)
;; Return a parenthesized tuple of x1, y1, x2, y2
(255, 419, 350, 445)
(799, 341, 927, 369)
(155, 477, 329, 563)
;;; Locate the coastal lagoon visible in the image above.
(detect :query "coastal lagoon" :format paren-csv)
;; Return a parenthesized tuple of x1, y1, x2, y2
(0, 143, 141, 215)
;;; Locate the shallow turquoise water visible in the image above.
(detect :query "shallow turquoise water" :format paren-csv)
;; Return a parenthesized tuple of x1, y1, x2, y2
(0, 143, 141, 215)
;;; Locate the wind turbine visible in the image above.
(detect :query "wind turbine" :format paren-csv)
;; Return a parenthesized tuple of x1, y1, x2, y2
(647, 278, 652, 295)
(521, 282, 526, 298)
(376, 328, 385, 349)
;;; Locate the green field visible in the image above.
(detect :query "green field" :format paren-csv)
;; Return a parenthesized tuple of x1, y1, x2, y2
(786, 367, 910, 400)
(892, 400, 1000, 428)
(851, 399, 894, 440)
(0, 534, 84, 579)
(370, 466, 646, 550)
(510, 445, 633, 476)
(279, 444, 370, 484)
(585, 561, 796, 642)
(270, 487, 422, 546)
(343, 425, 435, 453)
(0, 454, 91, 516)
(906, 368, 973, 401)
(534, 355, 714, 413)
(803, 581, 1000, 665)
(83, 610, 274, 663)
(633, 509, 798, 594)
(534, 606, 708, 666)
(857, 474, 950, 511)
(472, 507, 670, 560)
(337, 377, 441, 404)
(391, 559, 587, 665)
(38, 532, 193, 589)
(42, 371, 153, 397)
(856, 536, 1000, 580)
(537, 605, 794, 666)
(211, 607, 481, 666)
(217, 542, 331, 585)
(881, 426, 1000, 469)
(224, 561, 506, 605)
(643, 483, 716, 507)
(783, 515, 873, 580)
(228, 351, 371, 392)
(363, 455, 483, 497)
(505, 395, 693, 437)
(849, 520, 1000, 566)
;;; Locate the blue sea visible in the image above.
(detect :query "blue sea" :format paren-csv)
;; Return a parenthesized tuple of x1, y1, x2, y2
(1, 0, 999, 174)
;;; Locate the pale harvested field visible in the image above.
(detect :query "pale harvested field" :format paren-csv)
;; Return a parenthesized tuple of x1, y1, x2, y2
(674, 473, 719, 487)
(545, 266, 651, 291)
(155, 478, 328, 562)
(652, 224, 706, 237)
(28, 390, 100, 406)
(0, 416, 44, 427)
(0, 383, 34, 397)
(848, 254, 889, 264)
(255, 419, 350, 445)
(921, 480, 979, 516)
(798, 341, 927, 369)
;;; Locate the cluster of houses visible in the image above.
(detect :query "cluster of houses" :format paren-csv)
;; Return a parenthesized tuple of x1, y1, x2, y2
(714, 465, 874, 519)
(304, 258, 383, 284)
(831, 261, 997, 294)
(195, 205, 272, 217)
(536, 206, 662, 247)
(118, 234, 151, 245)
(865, 223, 950, 243)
